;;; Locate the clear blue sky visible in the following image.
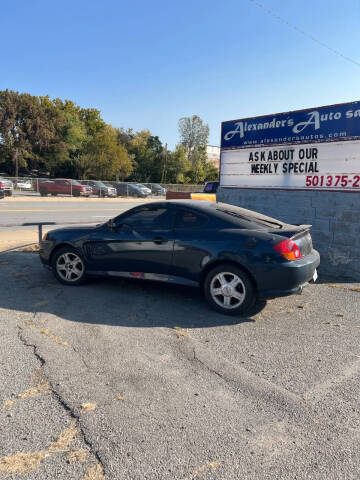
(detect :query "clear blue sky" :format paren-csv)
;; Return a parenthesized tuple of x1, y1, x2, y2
(1, 0, 359, 148)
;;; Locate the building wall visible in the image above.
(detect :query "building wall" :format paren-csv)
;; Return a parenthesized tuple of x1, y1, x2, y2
(206, 145, 220, 169)
(217, 187, 360, 281)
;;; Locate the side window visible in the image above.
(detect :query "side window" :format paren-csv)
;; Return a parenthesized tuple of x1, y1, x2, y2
(204, 183, 213, 193)
(121, 207, 174, 230)
(175, 210, 208, 228)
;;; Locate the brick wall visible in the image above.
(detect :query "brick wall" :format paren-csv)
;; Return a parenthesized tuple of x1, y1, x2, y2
(217, 188, 360, 281)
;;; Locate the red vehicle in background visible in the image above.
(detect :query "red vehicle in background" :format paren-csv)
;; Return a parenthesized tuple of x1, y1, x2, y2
(36, 179, 92, 197)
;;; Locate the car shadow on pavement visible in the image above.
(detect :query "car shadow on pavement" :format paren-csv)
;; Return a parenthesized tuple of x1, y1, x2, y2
(0, 252, 264, 328)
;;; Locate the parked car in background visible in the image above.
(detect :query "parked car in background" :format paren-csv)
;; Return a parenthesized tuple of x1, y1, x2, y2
(134, 183, 151, 196)
(80, 180, 117, 197)
(202, 181, 219, 194)
(40, 200, 320, 315)
(36, 179, 92, 197)
(0, 183, 4, 199)
(15, 180, 33, 190)
(0, 178, 14, 196)
(110, 182, 152, 198)
(149, 183, 166, 196)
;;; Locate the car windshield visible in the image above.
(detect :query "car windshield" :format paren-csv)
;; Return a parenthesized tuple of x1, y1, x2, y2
(70, 180, 81, 185)
(213, 203, 284, 229)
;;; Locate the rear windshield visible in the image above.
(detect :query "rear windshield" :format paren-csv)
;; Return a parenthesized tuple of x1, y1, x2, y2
(212, 202, 284, 229)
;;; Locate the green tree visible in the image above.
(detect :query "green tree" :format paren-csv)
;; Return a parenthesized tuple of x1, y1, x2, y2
(163, 145, 191, 184)
(85, 125, 133, 180)
(127, 130, 164, 182)
(0, 90, 34, 175)
(178, 115, 210, 183)
(203, 161, 219, 181)
(0, 90, 70, 175)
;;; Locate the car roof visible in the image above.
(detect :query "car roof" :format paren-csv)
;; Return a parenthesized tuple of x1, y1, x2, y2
(138, 200, 285, 227)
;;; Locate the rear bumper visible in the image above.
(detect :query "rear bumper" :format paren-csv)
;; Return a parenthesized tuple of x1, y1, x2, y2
(256, 250, 320, 299)
(259, 282, 309, 299)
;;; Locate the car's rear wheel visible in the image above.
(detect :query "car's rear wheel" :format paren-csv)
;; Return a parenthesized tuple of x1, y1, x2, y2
(203, 264, 255, 315)
(52, 247, 86, 285)
(40, 188, 48, 196)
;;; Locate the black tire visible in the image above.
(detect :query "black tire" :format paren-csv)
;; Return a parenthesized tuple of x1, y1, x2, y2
(51, 193, 57, 196)
(203, 264, 255, 315)
(73, 191, 80, 197)
(7, 190, 13, 197)
(40, 188, 48, 196)
(51, 246, 87, 286)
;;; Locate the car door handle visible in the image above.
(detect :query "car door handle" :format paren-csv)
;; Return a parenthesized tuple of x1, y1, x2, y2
(153, 237, 168, 244)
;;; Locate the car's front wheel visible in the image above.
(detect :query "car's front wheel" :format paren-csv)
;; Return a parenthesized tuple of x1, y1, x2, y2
(52, 247, 87, 285)
(203, 264, 255, 315)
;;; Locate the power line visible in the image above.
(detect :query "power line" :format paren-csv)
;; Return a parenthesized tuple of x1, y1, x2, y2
(249, 0, 360, 68)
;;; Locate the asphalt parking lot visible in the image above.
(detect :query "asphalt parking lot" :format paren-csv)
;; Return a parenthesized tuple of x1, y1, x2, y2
(0, 250, 359, 479)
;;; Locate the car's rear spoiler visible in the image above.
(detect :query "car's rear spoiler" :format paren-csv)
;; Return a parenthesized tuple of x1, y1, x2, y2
(268, 224, 312, 239)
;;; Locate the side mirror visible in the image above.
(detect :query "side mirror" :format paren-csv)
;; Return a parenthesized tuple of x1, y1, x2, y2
(108, 218, 116, 231)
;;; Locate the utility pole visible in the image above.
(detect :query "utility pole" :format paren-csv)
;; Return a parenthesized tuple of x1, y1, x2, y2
(15, 148, 18, 180)
(161, 143, 168, 184)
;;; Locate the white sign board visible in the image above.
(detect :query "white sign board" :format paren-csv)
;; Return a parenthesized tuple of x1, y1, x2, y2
(220, 140, 360, 191)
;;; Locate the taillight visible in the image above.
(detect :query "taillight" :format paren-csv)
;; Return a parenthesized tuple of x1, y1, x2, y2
(0, 183, 3, 188)
(273, 238, 302, 260)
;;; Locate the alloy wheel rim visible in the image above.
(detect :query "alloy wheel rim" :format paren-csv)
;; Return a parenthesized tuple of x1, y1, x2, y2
(210, 272, 246, 309)
(56, 252, 84, 282)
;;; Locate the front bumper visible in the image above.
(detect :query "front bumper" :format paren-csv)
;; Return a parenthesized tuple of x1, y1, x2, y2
(255, 250, 320, 299)
(39, 240, 56, 267)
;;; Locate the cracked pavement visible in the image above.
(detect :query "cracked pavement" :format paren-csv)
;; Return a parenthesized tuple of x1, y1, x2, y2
(0, 251, 359, 479)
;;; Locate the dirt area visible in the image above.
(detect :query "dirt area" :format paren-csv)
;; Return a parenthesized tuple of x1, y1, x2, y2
(0, 230, 43, 252)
